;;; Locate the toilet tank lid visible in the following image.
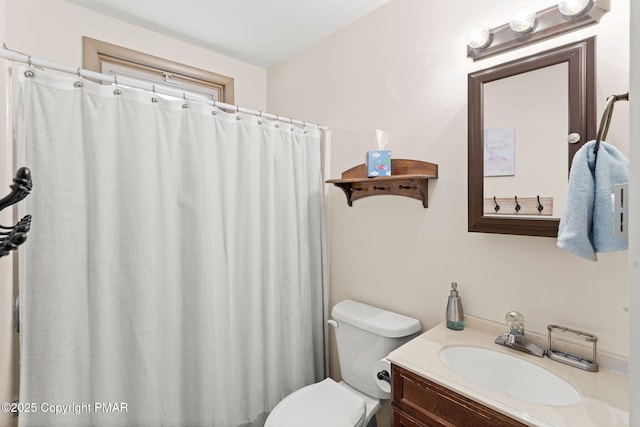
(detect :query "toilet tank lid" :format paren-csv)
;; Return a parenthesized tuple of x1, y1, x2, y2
(331, 300, 421, 338)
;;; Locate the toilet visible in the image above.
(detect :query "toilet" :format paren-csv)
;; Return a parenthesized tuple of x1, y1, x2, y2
(265, 299, 421, 427)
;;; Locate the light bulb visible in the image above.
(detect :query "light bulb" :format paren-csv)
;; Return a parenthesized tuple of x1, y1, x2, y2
(558, 0, 593, 16)
(467, 26, 491, 49)
(510, 8, 536, 33)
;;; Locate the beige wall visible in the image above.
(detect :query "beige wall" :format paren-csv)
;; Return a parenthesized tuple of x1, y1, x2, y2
(0, 0, 633, 426)
(0, 1, 268, 426)
(267, 0, 630, 395)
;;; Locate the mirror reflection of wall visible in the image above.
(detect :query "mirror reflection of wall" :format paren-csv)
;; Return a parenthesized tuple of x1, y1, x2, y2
(483, 63, 568, 218)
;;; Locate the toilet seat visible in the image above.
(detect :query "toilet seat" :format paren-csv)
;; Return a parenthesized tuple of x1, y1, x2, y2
(265, 378, 366, 427)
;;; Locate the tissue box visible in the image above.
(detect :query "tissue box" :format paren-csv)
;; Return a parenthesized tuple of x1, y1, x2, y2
(366, 150, 391, 177)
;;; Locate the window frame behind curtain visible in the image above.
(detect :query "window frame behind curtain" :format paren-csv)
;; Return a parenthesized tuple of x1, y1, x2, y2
(82, 36, 235, 104)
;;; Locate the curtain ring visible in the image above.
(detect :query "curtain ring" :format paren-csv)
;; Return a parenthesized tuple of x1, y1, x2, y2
(514, 196, 521, 212)
(275, 115, 280, 128)
(493, 196, 500, 212)
(72, 67, 83, 87)
(151, 85, 158, 103)
(113, 75, 121, 94)
(27, 55, 32, 67)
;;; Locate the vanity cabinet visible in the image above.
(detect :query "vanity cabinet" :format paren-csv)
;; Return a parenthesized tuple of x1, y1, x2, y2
(391, 364, 527, 427)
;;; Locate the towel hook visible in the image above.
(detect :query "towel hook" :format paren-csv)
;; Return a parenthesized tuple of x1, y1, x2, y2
(536, 195, 544, 213)
(493, 196, 500, 212)
(514, 196, 521, 212)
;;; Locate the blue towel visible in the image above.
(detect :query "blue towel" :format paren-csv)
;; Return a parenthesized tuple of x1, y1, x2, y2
(557, 140, 628, 261)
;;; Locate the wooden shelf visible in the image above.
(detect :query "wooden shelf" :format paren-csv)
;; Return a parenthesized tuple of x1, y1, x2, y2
(326, 159, 438, 208)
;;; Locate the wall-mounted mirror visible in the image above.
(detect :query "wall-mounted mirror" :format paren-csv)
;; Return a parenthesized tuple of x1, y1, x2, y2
(468, 37, 596, 237)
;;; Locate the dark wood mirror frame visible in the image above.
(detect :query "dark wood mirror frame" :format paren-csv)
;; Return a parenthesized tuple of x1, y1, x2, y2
(468, 37, 596, 237)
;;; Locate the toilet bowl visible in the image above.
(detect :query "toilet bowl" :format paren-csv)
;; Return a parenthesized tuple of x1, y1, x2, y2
(265, 300, 421, 427)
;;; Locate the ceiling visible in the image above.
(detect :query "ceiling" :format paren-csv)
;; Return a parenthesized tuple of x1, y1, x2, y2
(65, 0, 392, 68)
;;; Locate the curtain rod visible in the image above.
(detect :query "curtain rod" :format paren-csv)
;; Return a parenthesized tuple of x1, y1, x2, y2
(0, 46, 328, 130)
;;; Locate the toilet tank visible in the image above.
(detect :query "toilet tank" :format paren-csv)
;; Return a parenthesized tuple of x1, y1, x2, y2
(331, 300, 421, 399)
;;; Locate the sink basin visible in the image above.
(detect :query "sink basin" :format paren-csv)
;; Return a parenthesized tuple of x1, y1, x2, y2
(439, 346, 581, 406)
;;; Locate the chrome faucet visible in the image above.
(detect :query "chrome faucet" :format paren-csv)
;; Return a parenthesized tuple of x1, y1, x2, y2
(495, 311, 545, 357)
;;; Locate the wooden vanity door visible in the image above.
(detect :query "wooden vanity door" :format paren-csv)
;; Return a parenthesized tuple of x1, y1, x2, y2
(391, 364, 527, 427)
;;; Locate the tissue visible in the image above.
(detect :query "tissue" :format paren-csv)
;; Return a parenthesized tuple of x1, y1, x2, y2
(373, 358, 392, 394)
(366, 130, 391, 177)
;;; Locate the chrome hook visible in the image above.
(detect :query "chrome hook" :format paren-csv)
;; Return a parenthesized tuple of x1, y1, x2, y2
(73, 68, 83, 87)
(113, 75, 122, 95)
(151, 85, 158, 103)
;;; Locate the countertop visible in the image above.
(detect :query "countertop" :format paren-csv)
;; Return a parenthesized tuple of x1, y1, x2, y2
(387, 316, 628, 427)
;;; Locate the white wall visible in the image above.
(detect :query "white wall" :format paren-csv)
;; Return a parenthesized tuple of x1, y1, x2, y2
(629, 2, 638, 425)
(268, 0, 630, 405)
(0, 1, 268, 426)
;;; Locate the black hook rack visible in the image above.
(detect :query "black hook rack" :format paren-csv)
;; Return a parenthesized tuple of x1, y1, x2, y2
(0, 167, 32, 258)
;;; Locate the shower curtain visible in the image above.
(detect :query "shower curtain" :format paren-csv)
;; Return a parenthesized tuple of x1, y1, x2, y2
(13, 65, 327, 427)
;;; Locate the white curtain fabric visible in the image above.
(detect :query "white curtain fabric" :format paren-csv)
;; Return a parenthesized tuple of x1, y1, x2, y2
(13, 65, 327, 427)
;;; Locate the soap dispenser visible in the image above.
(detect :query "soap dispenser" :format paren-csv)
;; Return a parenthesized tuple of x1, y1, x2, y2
(446, 282, 464, 330)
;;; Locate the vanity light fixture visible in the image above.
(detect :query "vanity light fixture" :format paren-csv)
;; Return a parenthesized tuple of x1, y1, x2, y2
(558, 0, 594, 17)
(467, 0, 609, 61)
(467, 26, 491, 49)
(509, 8, 536, 33)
